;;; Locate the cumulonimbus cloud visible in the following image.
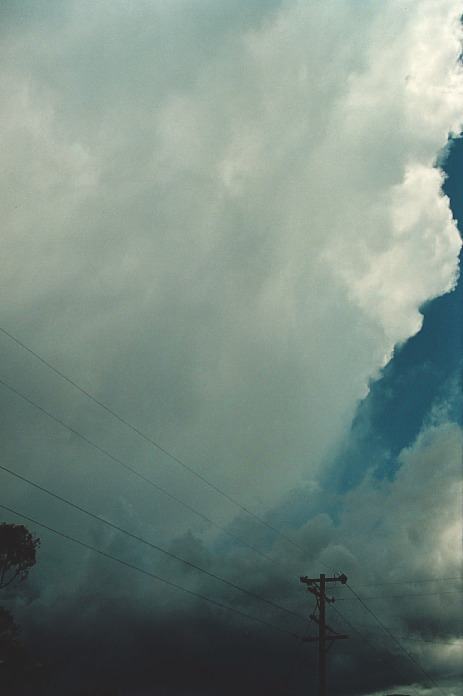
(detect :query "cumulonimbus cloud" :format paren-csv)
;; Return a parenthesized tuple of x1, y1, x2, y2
(0, 0, 461, 537)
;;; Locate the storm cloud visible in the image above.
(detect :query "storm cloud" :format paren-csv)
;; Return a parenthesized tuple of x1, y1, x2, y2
(1, 1, 462, 694)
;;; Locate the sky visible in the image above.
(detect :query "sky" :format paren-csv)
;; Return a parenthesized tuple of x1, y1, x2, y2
(0, 1, 462, 695)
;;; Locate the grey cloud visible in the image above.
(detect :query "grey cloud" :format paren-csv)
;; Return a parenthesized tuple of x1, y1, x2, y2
(4, 406, 460, 694)
(1, 1, 462, 694)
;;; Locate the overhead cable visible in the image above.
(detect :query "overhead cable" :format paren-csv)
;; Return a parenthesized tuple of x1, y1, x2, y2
(328, 603, 413, 687)
(0, 376, 280, 568)
(349, 576, 462, 588)
(0, 463, 303, 624)
(345, 583, 446, 696)
(335, 590, 462, 601)
(0, 326, 304, 553)
(0, 502, 300, 640)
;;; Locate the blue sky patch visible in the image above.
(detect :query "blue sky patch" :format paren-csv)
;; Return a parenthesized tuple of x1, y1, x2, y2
(328, 136, 463, 492)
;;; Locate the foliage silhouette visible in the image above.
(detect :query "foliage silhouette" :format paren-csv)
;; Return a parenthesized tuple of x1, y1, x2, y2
(0, 523, 40, 589)
(0, 523, 42, 693)
(0, 605, 44, 691)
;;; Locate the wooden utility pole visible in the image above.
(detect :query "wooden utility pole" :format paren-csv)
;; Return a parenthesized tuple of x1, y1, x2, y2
(319, 573, 326, 696)
(300, 572, 348, 696)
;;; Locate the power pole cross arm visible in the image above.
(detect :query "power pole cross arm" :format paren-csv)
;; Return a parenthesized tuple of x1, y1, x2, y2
(302, 634, 348, 643)
(300, 573, 347, 585)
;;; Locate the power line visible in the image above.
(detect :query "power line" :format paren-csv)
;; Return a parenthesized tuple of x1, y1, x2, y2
(0, 463, 304, 624)
(385, 635, 462, 646)
(396, 635, 462, 645)
(0, 376, 280, 568)
(331, 610, 462, 692)
(352, 627, 462, 646)
(330, 601, 459, 691)
(0, 502, 300, 640)
(328, 603, 413, 687)
(0, 326, 304, 553)
(345, 583, 446, 696)
(335, 590, 462, 601)
(348, 576, 462, 588)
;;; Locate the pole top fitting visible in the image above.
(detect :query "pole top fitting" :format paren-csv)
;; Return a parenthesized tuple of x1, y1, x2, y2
(300, 576, 314, 585)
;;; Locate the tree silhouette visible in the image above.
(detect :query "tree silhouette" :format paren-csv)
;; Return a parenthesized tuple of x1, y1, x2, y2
(0, 606, 22, 671)
(0, 605, 18, 644)
(0, 523, 42, 692)
(0, 523, 40, 589)
(0, 605, 45, 691)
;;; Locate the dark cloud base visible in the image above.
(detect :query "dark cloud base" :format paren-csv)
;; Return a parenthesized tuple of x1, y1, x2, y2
(6, 596, 425, 696)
